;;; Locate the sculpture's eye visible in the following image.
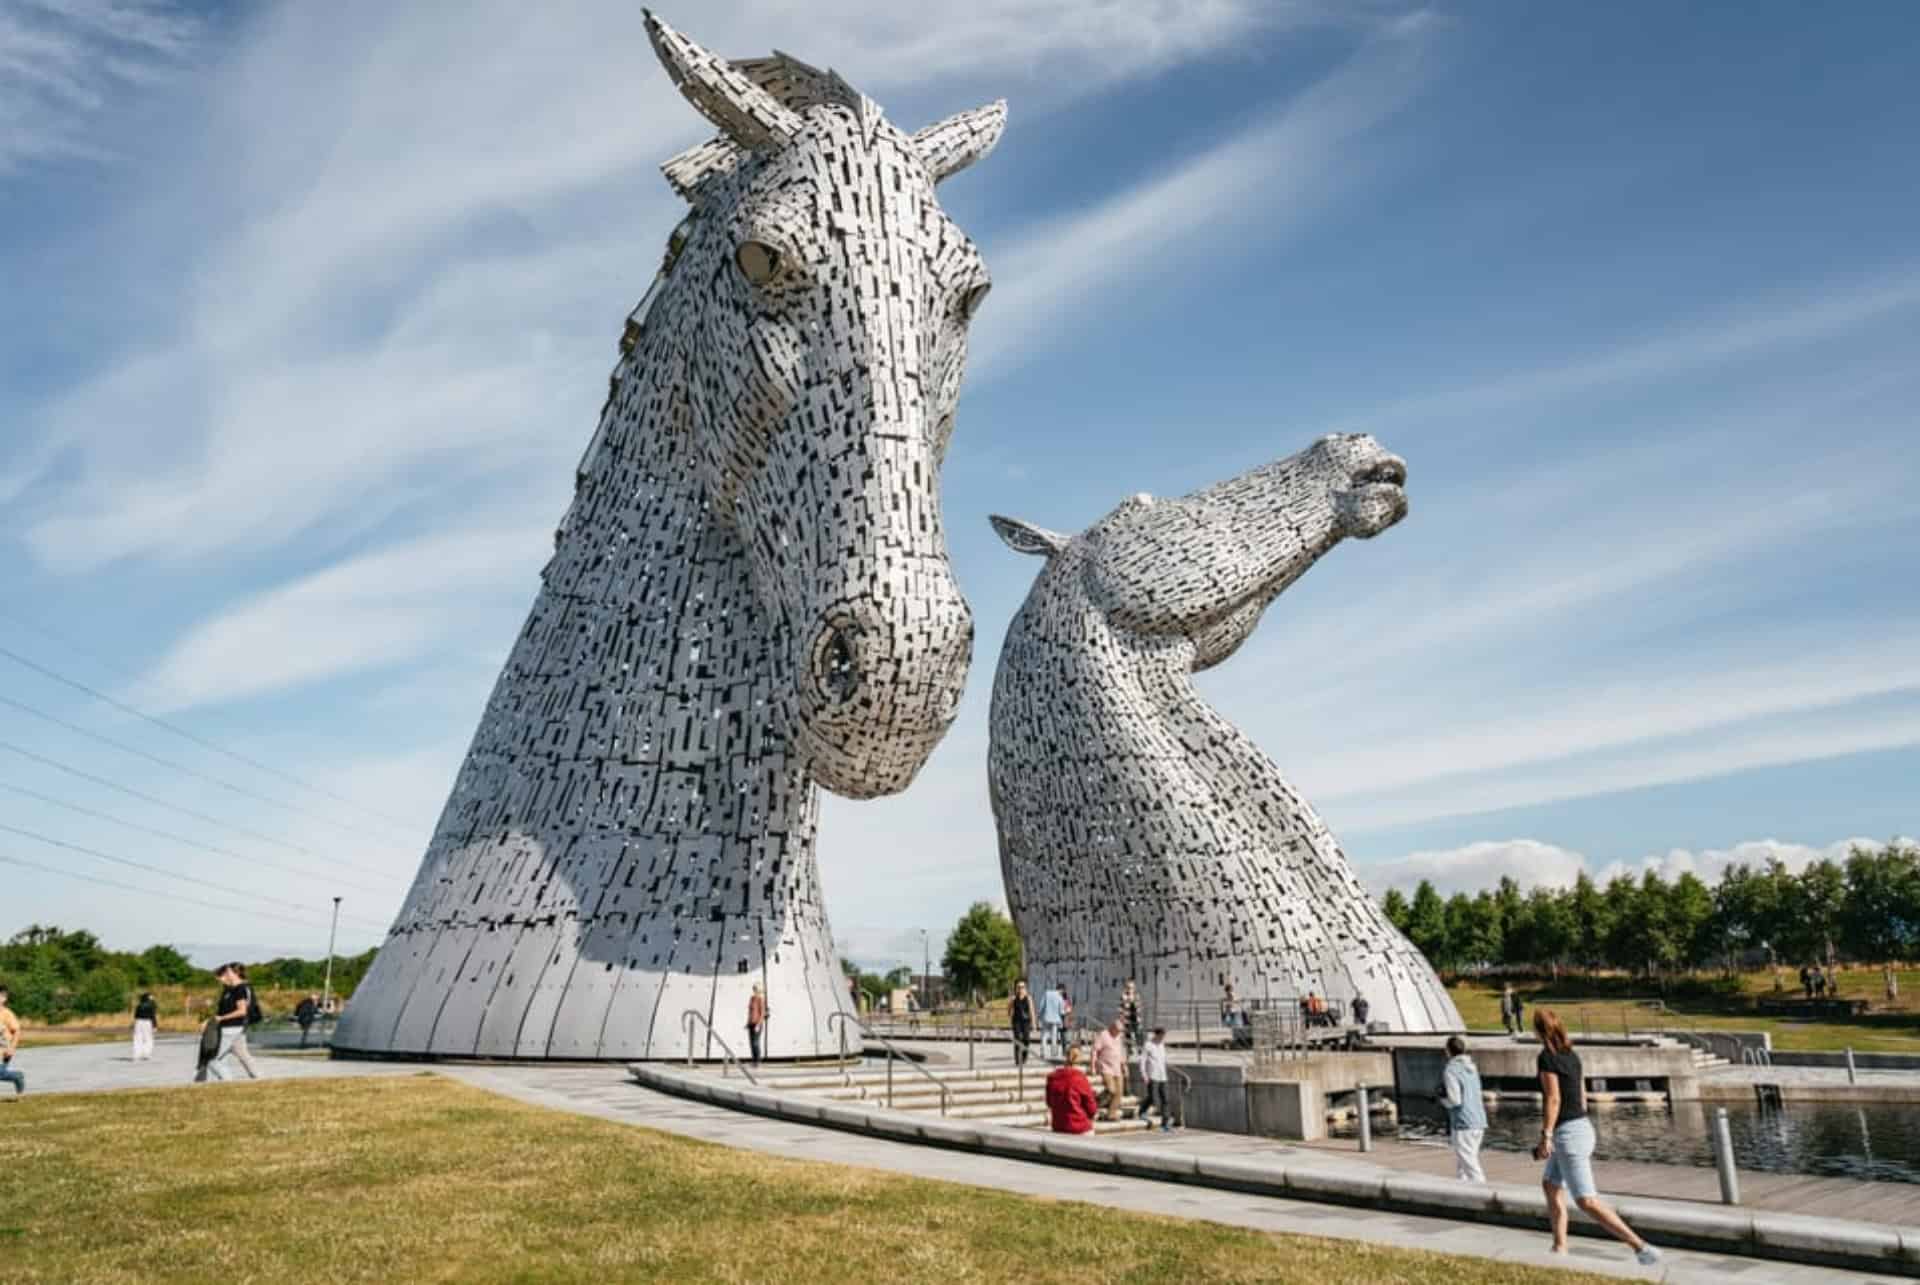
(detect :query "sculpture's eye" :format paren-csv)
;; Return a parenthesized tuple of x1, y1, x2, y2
(735, 240, 781, 286)
(958, 282, 991, 320)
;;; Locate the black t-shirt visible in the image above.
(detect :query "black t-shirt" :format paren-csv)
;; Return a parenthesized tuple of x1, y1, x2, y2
(217, 984, 250, 1029)
(1537, 1048, 1586, 1122)
(134, 998, 158, 1022)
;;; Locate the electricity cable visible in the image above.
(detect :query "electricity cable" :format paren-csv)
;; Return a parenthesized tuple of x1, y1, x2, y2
(0, 638, 418, 833)
(0, 821, 392, 930)
(0, 779, 398, 897)
(0, 691, 411, 850)
(0, 851, 350, 934)
(0, 738, 406, 883)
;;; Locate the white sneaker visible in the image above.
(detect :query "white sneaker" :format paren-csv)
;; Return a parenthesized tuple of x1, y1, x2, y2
(1635, 1245, 1663, 1267)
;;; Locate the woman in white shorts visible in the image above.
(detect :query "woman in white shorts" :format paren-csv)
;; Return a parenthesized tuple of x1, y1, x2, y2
(1532, 1008, 1662, 1267)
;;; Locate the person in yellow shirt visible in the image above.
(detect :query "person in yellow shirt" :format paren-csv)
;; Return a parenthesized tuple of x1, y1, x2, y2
(0, 984, 25, 1098)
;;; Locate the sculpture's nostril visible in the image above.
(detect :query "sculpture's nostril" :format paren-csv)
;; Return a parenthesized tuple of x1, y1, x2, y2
(818, 627, 859, 705)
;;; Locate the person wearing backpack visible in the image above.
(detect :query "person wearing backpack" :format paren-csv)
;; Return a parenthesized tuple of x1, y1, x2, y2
(202, 963, 261, 1082)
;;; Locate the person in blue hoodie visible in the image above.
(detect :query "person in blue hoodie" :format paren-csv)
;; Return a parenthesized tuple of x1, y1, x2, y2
(1439, 1035, 1487, 1182)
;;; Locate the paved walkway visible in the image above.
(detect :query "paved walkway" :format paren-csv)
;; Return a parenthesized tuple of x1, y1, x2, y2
(8, 1042, 1904, 1283)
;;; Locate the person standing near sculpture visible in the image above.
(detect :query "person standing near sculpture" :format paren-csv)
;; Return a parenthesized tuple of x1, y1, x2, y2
(1138, 1027, 1173, 1131)
(1351, 995, 1371, 1030)
(1500, 984, 1518, 1035)
(1037, 981, 1066, 1060)
(746, 984, 767, 1065)
(1121, 979, 1142, 1054)
(1008, 981, 1036, 1067)
(1533, 1009, 1660, 1266)
(0, 985, 24, 1099)
(131, 992, 159, 1061)
(294, 994, 319, 1049)
(1089, 1017, 1127, 1121)
(1439, 1035, 1487, 1182)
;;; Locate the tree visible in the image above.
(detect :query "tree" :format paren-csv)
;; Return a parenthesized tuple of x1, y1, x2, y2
(1380, 888, 1412, 936)
(137, 945, 195, 985)
(941, 902, 1022, 999)
(1405, 881, 1447, 965)
(1841, 843, 1920, 966)
(1569, 873, 1607, 968)
(1599, 875, 1640, 972)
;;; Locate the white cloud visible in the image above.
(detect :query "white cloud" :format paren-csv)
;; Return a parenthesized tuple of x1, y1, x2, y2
(1363, 838, 1588, 897)
(0, 0, 196, 174)
(1364, 834, 1906, 898)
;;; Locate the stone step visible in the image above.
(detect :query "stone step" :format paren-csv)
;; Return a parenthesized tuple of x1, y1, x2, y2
(824, 1084, 1047, 1108)
(942, 1095, 1141, 1121)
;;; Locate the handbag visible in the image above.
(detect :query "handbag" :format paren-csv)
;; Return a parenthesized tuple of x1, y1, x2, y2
(197, 1019, 222, 1066)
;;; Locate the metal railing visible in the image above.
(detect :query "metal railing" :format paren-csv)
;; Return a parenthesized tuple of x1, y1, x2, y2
(680, 1009, 759, 1085)
(1741, 1045, 1772, 1068)
(827, 1012, 952, 1115)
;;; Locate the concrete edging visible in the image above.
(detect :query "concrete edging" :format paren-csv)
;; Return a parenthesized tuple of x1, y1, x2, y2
(629, 1062, 1920, 1278)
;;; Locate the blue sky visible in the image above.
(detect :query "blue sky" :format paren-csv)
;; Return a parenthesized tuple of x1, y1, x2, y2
(2, 0, 1915, 969)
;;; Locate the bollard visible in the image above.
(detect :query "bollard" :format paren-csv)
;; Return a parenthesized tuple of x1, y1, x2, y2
(1711, 1106, 1741, 1204)
(1356, 1083, 1373, 1152)
(1845, 1046, 1858, 1085)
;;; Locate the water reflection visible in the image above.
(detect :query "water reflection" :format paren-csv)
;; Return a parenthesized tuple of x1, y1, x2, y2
(1387, 1101, 1920, 1184)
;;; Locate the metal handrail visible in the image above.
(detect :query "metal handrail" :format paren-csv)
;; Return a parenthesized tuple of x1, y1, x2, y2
(680, 1009, 759, 1085)
(1167, 1061, 1192, 1128)
(828, 1012, 952, 1115)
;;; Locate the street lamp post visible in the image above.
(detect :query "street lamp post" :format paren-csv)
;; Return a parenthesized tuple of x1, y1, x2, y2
(920, 928, 930, 1009)
(321, 896, 343, 1018)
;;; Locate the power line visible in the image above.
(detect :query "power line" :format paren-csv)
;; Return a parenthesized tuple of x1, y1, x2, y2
(0, 690, 412, 848)
(0, 738, 406, 884)
(0, 851, 351, 935)
(0, 821, 392, 930)
(0, 638, 419, 834)
(0, 779, 399, 898)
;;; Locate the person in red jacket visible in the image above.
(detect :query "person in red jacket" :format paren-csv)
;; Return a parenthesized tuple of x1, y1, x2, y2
(1045, 1045, 1099, 1134)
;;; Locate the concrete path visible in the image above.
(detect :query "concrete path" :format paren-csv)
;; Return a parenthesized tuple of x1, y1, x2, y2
(441, 1062, 1894, 1284)
(4, 1036, 416, 1096)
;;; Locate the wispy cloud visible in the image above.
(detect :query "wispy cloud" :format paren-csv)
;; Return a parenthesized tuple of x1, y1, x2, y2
(1341, 267, 1920, 438)
(0, 0, 196, 175)
(133, 523, 547, 712)
(970, 10, 1441, 377)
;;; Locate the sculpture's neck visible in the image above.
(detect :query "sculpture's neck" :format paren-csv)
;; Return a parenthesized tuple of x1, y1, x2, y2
(549, 312, 811, 836)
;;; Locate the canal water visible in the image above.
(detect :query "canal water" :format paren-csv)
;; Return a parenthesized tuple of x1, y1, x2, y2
(1387, 1100, 1920, 1184)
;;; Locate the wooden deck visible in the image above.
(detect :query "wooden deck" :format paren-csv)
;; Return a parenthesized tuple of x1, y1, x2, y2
(1297, 1134, 1920, 1227)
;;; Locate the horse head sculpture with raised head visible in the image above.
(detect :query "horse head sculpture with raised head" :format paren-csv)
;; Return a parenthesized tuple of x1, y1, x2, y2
(988, 433, 1461, 1035)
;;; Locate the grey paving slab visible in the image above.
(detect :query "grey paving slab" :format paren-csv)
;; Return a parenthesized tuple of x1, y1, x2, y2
(439, 1064, 1896, 1285)
(5, 1037, 419, 1096)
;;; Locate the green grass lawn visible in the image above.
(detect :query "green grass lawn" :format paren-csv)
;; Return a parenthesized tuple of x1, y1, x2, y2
(1450, 970, 1920, 1053)
(0, 1076, 1612, 1285)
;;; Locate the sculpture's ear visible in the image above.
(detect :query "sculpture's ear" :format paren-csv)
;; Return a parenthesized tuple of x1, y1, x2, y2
(645, 11, 802, 150)
(912, 100, 1007, 183)
(990, 514, 1067, 557)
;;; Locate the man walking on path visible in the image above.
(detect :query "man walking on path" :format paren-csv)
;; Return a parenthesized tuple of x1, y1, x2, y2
(1090, 1017, 1127, 1120)
(1044, 1046, 1098, 1135)
(1500, 984, 1517, 1036)
(1139, 1026, 1173, 1131)
(201, 964, 260, 1083)
(0, 985, 24, 1098)
(1037, 981, 1066, 1060)
(132, 992, 159, 1060)
(1439, 1035, 1487, 1181)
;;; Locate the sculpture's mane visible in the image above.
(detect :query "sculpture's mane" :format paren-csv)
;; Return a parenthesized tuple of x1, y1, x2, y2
(663, 51, 879, 201)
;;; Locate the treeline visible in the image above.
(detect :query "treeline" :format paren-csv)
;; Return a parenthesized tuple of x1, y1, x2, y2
(0, 925, 378, 1021)
(1381, 842, 1919, 977)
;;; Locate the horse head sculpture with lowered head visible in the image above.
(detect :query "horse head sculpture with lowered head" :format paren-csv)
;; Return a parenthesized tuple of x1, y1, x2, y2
(987, 432, 1461, 1035)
